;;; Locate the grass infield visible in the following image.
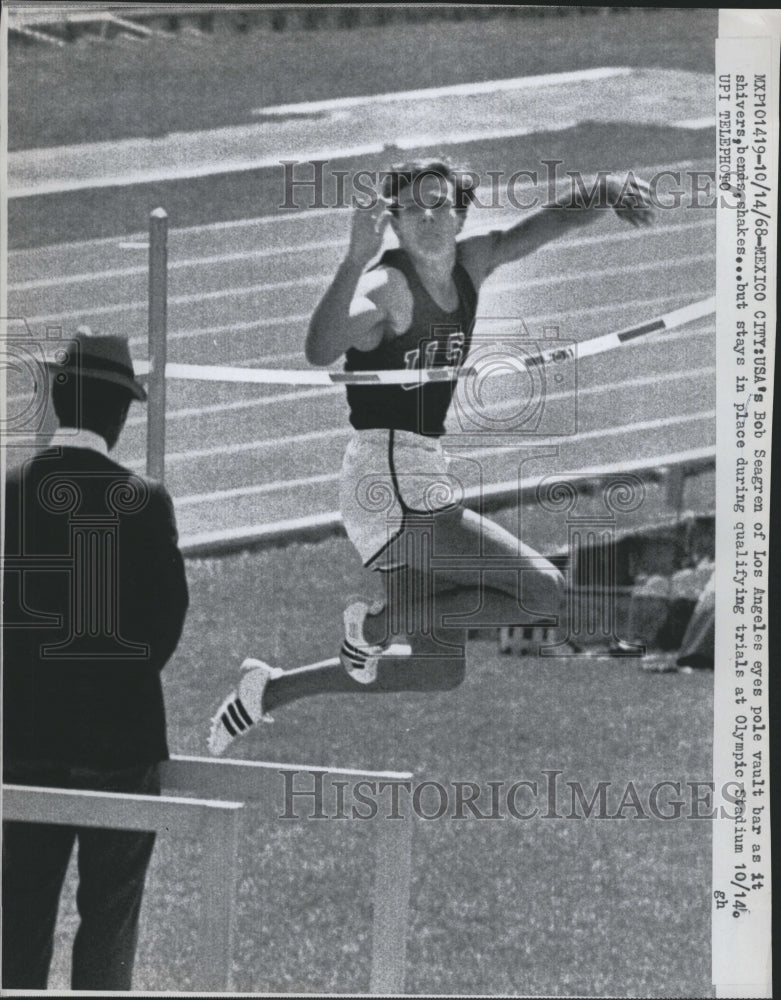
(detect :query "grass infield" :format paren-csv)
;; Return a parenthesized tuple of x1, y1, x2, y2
(47, 538, 713, 995)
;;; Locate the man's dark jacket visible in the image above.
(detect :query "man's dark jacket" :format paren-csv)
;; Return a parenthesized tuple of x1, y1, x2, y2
(3, 446, 189, 770)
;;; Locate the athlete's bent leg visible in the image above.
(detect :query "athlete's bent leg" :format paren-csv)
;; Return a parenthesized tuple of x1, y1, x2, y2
(371, 506, 564, 645)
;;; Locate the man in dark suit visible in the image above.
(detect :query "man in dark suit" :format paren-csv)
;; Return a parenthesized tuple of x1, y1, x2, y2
(2, 329, 189, 990)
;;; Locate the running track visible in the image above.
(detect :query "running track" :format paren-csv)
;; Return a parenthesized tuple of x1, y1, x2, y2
(6, 186, 716, 543)
(6, 70, 716, 544)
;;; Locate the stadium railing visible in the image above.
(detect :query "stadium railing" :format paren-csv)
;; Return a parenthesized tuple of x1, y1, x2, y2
(3, 755, 415, 993)
(8, 4, 636, 45)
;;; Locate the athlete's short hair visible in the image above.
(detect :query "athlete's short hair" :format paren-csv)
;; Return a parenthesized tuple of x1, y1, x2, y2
(382, 158, 478, 217)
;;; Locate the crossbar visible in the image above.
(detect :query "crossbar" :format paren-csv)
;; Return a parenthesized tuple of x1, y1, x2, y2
(8, 23, 67, 45)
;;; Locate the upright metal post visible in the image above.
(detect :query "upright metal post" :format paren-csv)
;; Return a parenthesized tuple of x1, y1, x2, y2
(147, 207, 168, 481)
(197, 805, 240, 991)
(369, 809, 413, 993)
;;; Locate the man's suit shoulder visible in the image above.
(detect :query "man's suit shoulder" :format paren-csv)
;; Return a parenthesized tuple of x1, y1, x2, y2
(5, 450, 176, 526)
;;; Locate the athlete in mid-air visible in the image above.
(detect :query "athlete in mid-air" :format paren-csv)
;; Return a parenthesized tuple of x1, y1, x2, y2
(208, 158, 653, 755)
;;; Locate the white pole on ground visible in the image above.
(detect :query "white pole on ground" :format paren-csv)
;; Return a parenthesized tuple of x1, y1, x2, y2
(196, 802, 241, 991)
(369, 808, 414, 993)
(147, 207, 168, 481)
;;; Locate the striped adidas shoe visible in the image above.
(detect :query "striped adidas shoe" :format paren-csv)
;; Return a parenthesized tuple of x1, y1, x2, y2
(339, 599, 411, 685)
(498, 626, 553, 656)
(208, 658, 283, 756)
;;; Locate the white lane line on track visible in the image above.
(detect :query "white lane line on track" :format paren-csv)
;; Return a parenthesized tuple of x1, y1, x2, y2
(173, 408, 716, 507)
(16, 66, 710, 197)
(457, 410, 716, 458)
(15, 120, 715, 197)
(131, 315, 310, 348)
(8, 239, 344, 292)
(18, 128, 583, 198)
(118, 277, 711, 351)
(672, 117, 716, 129)
(125, 363, 715, 467)
(178, 472, 339, 507)
(20, 252, 717, 326)
(254, 67, 634, 116)
(7, 158, 715, 259)
(10, 141, 381, 197)
(8, 218, 715, 293)
(177, 444, 716, 549)
(124, 384, 337, 426)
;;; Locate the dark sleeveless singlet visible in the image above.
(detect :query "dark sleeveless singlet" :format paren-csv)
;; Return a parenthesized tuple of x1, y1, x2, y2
(344, 248, 478, 437)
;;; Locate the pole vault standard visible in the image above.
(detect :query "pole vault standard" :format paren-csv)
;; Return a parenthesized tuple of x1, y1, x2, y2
(147, 207, 168, 481)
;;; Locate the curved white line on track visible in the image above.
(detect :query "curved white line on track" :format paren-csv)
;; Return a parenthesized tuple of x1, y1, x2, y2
(117, 282, 711, 351)
(15, 66, 709, 197)
(255, 67, 634, 116)
(174, 409, 716, 507)
(8, 239, 345, 291)
(7, 158, 716, 261)
(8, 218, 715, 292)
(132, 315, 310, 348)
(19, 253, 717, 326)
(125, 362, 715, 467)
(457, 409, 715, 458)
(178, 444, 716, 551)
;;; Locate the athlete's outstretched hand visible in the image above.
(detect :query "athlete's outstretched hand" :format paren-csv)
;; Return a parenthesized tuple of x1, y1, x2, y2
(606, 173, 655, 228)
(347, 198, 390, 265)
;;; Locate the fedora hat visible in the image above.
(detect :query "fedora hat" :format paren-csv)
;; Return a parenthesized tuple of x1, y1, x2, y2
(47, 327, 147, 401)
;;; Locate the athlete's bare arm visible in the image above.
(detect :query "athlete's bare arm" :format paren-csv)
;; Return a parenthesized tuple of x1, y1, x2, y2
(459, 171, 654, 286)
(306, 206, 409, 366)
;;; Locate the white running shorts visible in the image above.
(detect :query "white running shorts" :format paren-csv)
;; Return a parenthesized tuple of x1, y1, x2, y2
(339, 428, 463, 570)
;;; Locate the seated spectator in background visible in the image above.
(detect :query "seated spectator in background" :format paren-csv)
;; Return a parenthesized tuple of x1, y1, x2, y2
(2, 329, 189, 991)
(676, 568, 715, 670)
(611, 556, 714, 665)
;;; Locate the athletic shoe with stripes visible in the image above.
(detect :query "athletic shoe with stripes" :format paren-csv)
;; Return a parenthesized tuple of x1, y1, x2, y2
(498, 626, 582, 655)
(208, 658, 283, 756)
(339, 599, 411, 685)
(498, 626, 553, 655)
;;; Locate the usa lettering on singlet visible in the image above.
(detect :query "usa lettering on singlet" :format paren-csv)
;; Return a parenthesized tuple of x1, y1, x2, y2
(344, 248, 478, 437)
